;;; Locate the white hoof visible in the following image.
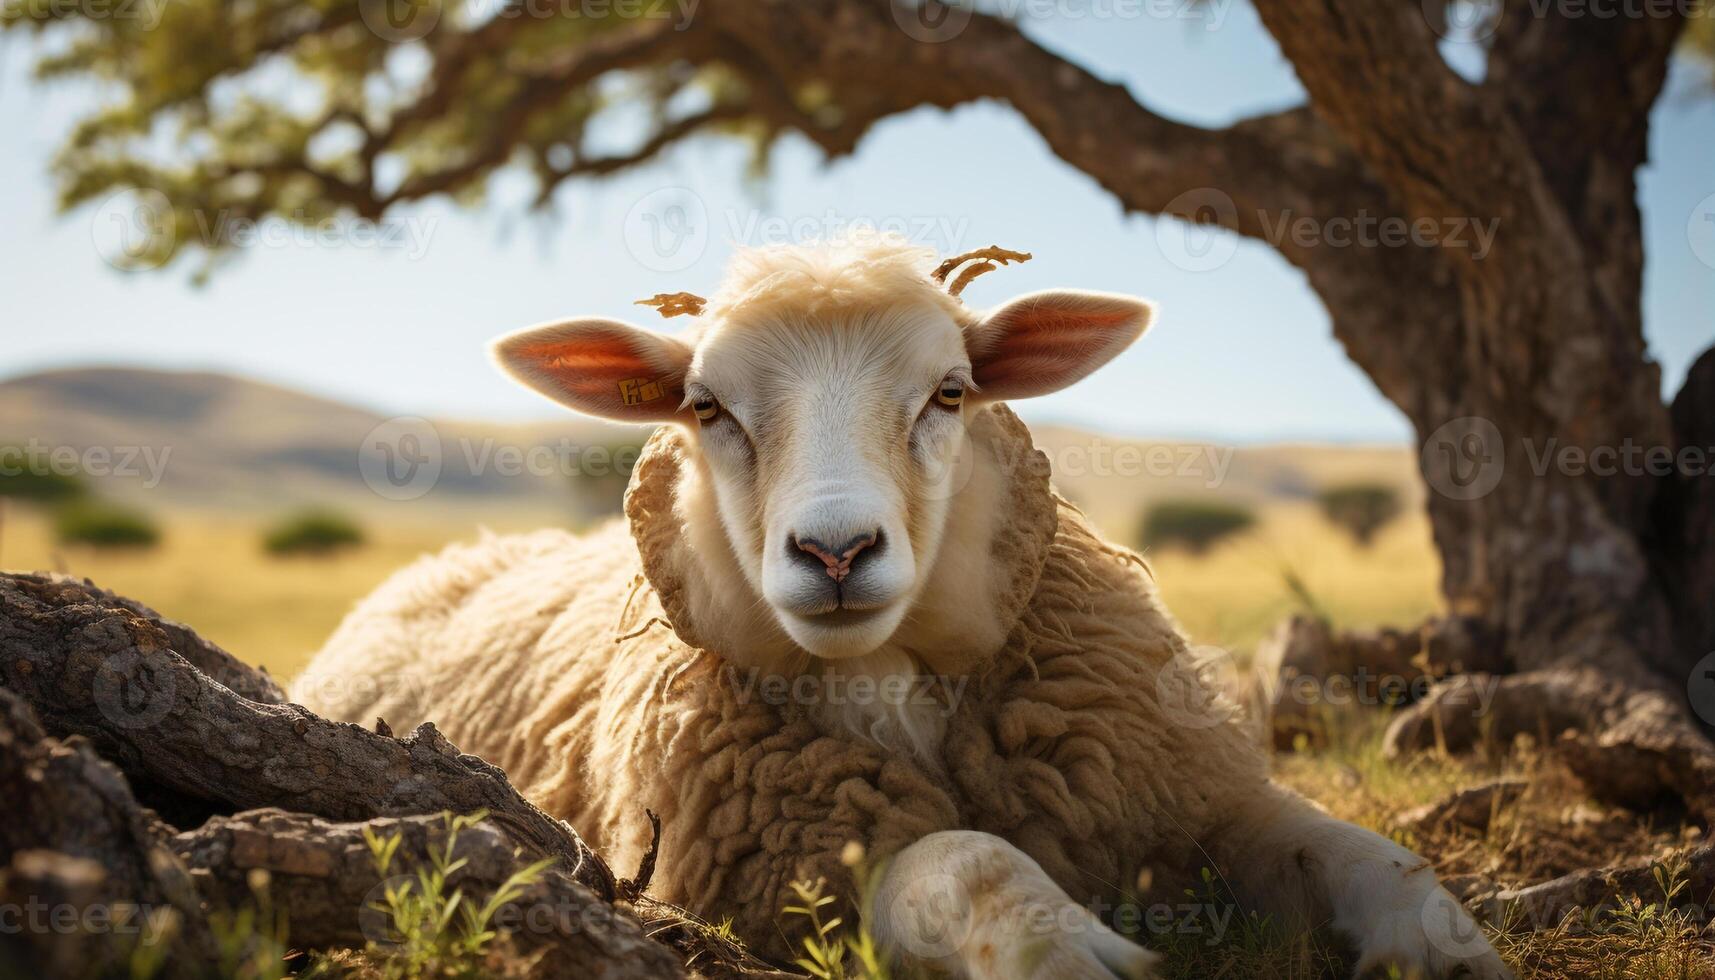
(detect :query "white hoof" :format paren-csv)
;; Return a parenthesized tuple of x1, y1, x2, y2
(1350, 882, 1512, 980)
(873, 831, 1156, 980)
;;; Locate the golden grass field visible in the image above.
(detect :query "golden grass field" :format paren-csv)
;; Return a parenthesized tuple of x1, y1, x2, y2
(0, 499, 1441, 678)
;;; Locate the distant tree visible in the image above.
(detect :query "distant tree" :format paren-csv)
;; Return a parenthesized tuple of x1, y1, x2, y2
(1317, 483, 1401, 547)
(0, 456, 87, 505)
(54, 502, 160, 550)
(1139, 500, 1255, 555)
(263, 509, 365, 556)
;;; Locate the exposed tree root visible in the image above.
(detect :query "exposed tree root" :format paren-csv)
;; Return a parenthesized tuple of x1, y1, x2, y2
(0, 572, 791, 979)
(1382, 669, 1715, 822)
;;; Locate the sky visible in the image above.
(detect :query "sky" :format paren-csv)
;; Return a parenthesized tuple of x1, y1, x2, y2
(2, 3, 1712, 444)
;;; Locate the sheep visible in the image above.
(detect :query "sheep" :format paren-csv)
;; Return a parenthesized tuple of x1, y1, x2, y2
(296, 241, 1510, 980)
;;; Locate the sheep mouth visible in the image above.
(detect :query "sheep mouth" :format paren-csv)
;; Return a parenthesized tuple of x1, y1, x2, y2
(797, 605, 890, 629)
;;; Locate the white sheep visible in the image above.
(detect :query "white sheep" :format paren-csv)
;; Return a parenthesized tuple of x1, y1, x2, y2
(297, 241, 1509, 979)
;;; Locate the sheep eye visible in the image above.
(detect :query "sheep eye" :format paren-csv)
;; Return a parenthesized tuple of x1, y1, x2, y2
(691, 395, 721, 422)
(933, 381, 964, 408)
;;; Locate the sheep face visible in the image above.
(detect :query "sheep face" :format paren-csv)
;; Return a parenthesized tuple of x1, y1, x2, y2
(684, 298, 971, 658)
(492, 243, 1153, 662)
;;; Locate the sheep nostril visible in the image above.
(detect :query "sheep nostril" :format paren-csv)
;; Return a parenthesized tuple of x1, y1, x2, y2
(789, 531, 883, 583)
(839, 530, 882, 573)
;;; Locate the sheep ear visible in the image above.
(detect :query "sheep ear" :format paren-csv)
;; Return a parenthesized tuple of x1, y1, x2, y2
(965, 290, 1153, 401)
(491, 318, 694, 423)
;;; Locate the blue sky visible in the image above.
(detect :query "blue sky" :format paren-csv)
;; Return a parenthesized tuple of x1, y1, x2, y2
(3, 4, 1711, 443)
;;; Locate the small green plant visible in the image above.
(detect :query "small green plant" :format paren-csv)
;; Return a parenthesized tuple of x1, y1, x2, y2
(263, 509, 365, 556)
(1138, 500, 1256, 554)
(783, 877, 889, 980)
(361, 810, 555, 979)
(1316, 483, 1402, 547)
(53, 500, 160, 549)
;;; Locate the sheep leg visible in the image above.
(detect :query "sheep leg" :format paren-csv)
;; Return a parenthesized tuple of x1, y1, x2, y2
(1214, 785, 1511, 979)
(868, 830, 1155, 980)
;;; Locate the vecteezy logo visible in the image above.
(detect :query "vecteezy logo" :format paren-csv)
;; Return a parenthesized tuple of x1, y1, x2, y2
(359, 874, 420, 947)
(1156, 188, 1239, 273)
(1421, 416, 1504, 501)
(890, 0, 973, 42)
(1689, 193, 1715, 271)
(92, 648, 177, 730)
(1420, 0, 1502, 43)
(1689, 652, 1715, 727)
(623, 187, 708, 273)
(1420, 886, 1491, 961)
(1155, 644, 1243, 730)
(92, 188, 175, 272)
(360, 0, 441, 41)
(359, 416, 443, 501)
(886, 872, 973, 959)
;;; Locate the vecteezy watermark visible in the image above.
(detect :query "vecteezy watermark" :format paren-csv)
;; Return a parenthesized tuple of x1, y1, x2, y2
(0, 897, 177, 941)
(723, 665, 969, 716)
(920, 422, 1237, 503)
(1422, 416, 1715, 501)
(1157, 189, 1501, 273)
(1426, 0, 1715, 42)
(1687, 651, 1715, 727)
(92, 648, 177, 731)
(1156, 644, 1246, 730)
(620, 189, 975, 273)
(91, 188, 438, 272)
(891, 0, 1233, 42)
(1691, 192, 1715, 271)
(12, 0, 167, 26)
(1420, 0, 1504, 41)
(1274, 668, 1501, 716)
(0, 440, 172, 490)
(359, 417, 444, 501)
(357, 417, 646, 501)
(1421, 417, 1505, 501)
(624, 187, 710, 273)
(360, 0, 699, 41)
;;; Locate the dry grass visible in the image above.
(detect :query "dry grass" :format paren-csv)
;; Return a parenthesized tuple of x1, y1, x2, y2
(0, 505, 562, 675)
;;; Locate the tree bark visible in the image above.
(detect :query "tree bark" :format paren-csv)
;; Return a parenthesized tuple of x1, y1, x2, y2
(0, 573, 789, 978)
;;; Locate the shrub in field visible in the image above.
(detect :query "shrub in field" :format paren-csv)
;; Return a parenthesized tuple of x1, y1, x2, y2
(1316, 483, 1401, 547)
(263, 510, 365, 556)
(54, 501, 160, 549)
(1138, 499, 1256, 554)
(0, 457, 86, 504)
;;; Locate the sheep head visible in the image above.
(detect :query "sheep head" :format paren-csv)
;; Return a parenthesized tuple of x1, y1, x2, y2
(492, 241, 1153, 661)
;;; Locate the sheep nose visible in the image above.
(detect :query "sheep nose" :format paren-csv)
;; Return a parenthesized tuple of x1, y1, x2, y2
(790, 531, 882, 584)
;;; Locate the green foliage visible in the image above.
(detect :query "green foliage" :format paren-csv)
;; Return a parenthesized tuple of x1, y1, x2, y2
(262, 509, 365, 556)
(1316, 482, 1401, 547)
(0, 455, 87, 503)
(361, 809, 556, 980)
(1, 0, 709, 278)
(1138, 499, 1255, 554)
(54, 500, 160, 549)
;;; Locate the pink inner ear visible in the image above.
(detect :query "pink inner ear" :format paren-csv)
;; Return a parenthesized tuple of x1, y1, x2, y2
(975, 306, 1135, 390)
(501, 322, 688, 420)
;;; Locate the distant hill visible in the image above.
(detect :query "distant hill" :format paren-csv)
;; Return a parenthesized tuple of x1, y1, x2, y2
(0, 367, 632, 520)
(0, 367, 1421, 533)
